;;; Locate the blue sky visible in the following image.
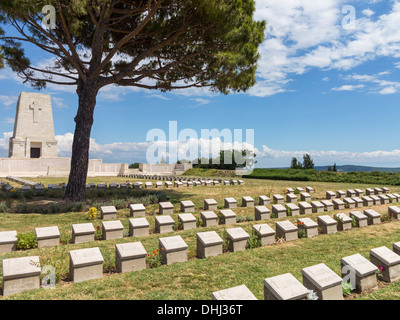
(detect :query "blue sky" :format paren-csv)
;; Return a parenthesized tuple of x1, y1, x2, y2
(1, 0, 400, 168)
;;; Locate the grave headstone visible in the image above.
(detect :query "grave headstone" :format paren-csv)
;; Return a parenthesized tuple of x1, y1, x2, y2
(2, 256, 41, 296)
(204, 199, 218, 211)
(129, 204, 146, 218)
(317, 215, 337, 234)
(311, 201, 324, 213)
(69, 247, 104, 283)
(349, 211, 368, 228)
(286, 203, 300, 216)
(128, 218, 150, 237)
(177, 213, 197, 230)
(332, 199, 345, 210)
(253, 224, 275, 246)
(196, 231, 223, 259)
(276, 221, 298, 242)
(0, 231, 17, 253)
(344, 198, 356, 209)
(272, 204, 287, 218)
(334, 213, 352, 231)
(369, 246, 400, 283)
(218, 209, 237, 225)
(321, 200, 334, 212)
(72, 223, 95, 244)
(363, 209, 381, 225)
(264, 273, 308, 300)
(115, 242, 147, 273)
(226, 227, 250, 252)
(224, 197, 237, 209)
(259, 195, 271, 205)
(100, 206, 117, 220)
(35, 226, 60, 248)
(273, 194, 284, 204)
(201, 211, 219, 227)
(159, 235, 188, 265)
(102, 220, 124, 240)
(297, 218, 318, 238)
(255, 206, 271, 221)
(299, 202, 312, 215)
(212, 285, 257, 300)
(242, 196, 255, 207)
(180, 200, 195, 213)
(155, 215, 175, 234)
(340, 253, 378, 292)
(159, 202, 174, 215)
(301, 263, 343, 300)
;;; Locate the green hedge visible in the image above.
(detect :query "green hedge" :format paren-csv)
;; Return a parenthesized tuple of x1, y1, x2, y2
(243, 169, 400, 185)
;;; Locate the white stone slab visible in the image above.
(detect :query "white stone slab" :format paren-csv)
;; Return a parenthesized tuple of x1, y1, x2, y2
(264, 273, 308, 300)
(69, 247, 104, 268)
(159, 235, 188, 253)
(212, 285, 257, 300)
(301, 263, 343, 291)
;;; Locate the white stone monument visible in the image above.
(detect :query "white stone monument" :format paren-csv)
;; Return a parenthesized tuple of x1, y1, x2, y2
(9, 92, 58, 159)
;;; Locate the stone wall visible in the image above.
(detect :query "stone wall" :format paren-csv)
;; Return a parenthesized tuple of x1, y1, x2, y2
(0, 158, 128, 177)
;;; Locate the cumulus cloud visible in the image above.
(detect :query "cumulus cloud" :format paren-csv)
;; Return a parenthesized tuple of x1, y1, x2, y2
(340, 72, 400, 94)
(259, 145, 400, 167)
(249, 0, 400, 97)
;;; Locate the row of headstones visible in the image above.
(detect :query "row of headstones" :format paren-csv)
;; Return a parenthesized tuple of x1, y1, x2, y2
(326, 187, 390, 200)
(3, 200, 400, 258)
(5, 176, 37, 187)
(2, 194, 398, 256)
(120, 174, 240, 183)
(4, 206, 400, 297)
(211, 241, 400, 300)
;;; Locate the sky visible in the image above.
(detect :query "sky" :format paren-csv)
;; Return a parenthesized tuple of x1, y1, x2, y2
(0, 0, 400, 168)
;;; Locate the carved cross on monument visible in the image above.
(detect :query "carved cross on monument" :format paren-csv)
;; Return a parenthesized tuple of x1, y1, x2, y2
(29, 102, 42, 123)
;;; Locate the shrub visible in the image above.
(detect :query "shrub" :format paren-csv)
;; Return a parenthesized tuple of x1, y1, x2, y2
(173, 219, 184, 231)
(87, 207, 98, 220)
(342, 282, 353, 296)
(16, 233, 38, 250)
(246, 229, 261, 249)
(245, 215, 255, 222)
(236, 215, 245, 223)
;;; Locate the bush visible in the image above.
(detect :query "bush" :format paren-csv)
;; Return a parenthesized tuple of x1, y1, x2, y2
(246, 229, 261, 249)
(16, 233, 38, 250)
(245, 215, 255, 221)
(236, 215, 245, 223)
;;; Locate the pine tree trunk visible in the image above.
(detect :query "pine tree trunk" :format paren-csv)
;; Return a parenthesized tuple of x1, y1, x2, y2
(64, 82, 99, 202)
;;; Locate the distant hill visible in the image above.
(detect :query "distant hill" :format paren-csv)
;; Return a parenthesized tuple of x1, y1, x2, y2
(314, 165, 400, 173)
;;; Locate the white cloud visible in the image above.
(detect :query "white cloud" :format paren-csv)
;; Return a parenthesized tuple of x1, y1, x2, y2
(362, 9, 375, 17)
(343, 72, 400, 94)
(188, 98, 212, 108)
(52, 97, 68, 109)
(0, 95, 18, 108)
(259, 145, 400, 167)
(0, 132, 12, 157)
(331, 84, 364, 91)
(250, 0, 400, 97)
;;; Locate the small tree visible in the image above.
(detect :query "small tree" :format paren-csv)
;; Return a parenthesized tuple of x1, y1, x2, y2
(333, 163, 337, 172)
(129, 162, 140, 169)
(290, 157, 302, 169)
(302, 154, 314, 170)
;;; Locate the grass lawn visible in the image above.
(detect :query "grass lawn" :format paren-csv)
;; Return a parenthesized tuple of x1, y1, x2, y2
(1, 176, 400, 300)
